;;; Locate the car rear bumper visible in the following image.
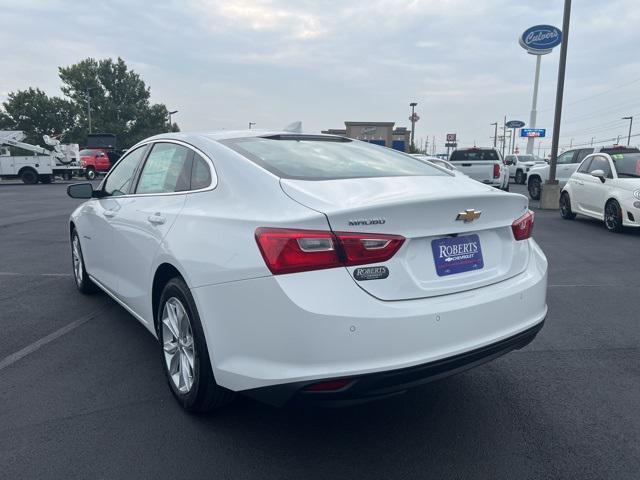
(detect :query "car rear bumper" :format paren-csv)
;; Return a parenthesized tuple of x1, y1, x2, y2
(243, 320, 544, 406)
(191, 239, 547, 395)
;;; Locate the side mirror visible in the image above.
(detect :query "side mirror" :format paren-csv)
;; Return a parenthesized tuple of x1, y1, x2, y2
(67, 182, 95, 199)
(590, 169, 606, 183)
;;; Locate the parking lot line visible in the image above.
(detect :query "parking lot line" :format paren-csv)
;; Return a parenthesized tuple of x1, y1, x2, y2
(0, 307, 108, 372)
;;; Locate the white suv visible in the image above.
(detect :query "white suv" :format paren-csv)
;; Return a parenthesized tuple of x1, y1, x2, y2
(527, 146, 639, 200)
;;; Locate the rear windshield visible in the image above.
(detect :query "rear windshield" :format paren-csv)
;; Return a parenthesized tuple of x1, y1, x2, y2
(450, 149, 499, 161)
(611, 153, 640, 178)
(222, 136, 446, 180)
(79, 149, 98, 156)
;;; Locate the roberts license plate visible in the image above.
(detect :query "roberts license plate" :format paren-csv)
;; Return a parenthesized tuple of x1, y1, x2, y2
(431, 234, 484, 277)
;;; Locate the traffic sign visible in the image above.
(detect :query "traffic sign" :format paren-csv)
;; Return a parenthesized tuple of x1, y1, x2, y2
(520, 128, 546, 138)
(446, 133, 456, 142)
(445, 142, 457, 148)
(506, 120, 525, 129)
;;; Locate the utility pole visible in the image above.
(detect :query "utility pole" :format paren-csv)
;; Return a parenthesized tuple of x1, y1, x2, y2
(491, 122, 498, 147)
(616, 135, 621, 145)
(409, 102, 418, 151)
(542, 0, 571, 209)
(501, 116, 507, 158)
(432, 136, 435, 155)
(86, 89, 92, 134)
(590, 137, 594, 146)
(622, 116, 633, 145)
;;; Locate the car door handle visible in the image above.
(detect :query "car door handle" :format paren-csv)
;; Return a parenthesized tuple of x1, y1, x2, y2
(103, 209, 117, 218)
(147, 213, 166, 225)
(577, 180, 584, 185)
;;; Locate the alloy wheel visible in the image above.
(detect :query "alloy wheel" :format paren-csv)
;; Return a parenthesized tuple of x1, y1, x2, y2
(72, 235, 83, 286)
(605, 202, 621, 231)
(162, 297, 195, 393)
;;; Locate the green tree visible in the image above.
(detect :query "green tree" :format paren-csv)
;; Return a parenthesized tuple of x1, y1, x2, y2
(0, 88, 80, 145)
(59, 57, 176, 147)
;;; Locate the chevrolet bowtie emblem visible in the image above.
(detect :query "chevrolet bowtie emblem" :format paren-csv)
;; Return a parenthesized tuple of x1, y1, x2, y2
(456, 209, 482, 223)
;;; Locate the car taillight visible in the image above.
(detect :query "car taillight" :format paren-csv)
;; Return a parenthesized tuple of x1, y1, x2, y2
(255, 228, 405, 275)
(512, 210, 534, 240)
(493, 163, 501, 179)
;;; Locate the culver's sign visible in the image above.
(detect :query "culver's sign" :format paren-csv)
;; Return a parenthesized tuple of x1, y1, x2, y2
(519, 25, 562, 55)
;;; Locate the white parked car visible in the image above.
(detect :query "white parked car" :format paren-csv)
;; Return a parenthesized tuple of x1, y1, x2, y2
(411, 154, 466, 176)
(67, 131, 547, 411)
(449, 147, 509, 191)
(504, 154, 547, 185)
(560, 151, 640, 232)
(526, 146, 639, 200)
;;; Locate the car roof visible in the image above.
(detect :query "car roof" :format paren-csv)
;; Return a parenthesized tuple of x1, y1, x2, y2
(143, 130, 347, 143)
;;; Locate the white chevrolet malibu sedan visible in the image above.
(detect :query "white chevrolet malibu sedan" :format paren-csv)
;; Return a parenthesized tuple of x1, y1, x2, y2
(67, 131, 548, 412)
(561, 151, 640, 232)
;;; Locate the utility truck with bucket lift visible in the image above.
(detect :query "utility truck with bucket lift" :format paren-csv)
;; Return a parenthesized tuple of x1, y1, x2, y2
(0, 131, 84, 183)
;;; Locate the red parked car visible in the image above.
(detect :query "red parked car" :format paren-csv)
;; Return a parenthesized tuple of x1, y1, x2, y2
(79, 148, 112, 179)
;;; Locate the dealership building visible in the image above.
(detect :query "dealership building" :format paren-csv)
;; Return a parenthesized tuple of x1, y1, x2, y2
(321, 121, 411, 152)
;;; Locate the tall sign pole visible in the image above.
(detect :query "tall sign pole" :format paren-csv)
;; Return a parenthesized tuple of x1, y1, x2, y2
(519, 24, 563, 156)
(541, 0, 571, 209)
(526, 54, 542, 154)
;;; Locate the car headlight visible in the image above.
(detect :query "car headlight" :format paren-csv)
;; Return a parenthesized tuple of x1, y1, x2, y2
(634, 189, 640, 200)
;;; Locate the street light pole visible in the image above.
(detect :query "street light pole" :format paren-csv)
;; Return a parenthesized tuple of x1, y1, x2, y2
(168, 110, 178, 131)
(491, 122, 498, 147)
(409, 102, 418, 151)
(622, 116, 633, 145)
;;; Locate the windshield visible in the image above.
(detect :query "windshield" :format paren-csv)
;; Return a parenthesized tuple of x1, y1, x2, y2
(450, 149, 499, 161)
(223, 136, 446, 180)
(611, 153, 640, 178)
(517, 155, 535, 162)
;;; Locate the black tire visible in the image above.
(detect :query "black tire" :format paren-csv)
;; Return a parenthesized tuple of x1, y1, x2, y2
(515, 169, 525, 184)
(63, 171, 73, 181)
(85, 167, 96, 180)
(604, 200, 624, 233)
(528, 176, 541, 200)
(21, 169, 38, 185)
(560, 192, 577, 220)
(39, 174, 53, 184)
(158, 277, 235, 412)
(71, 230, 99, 294)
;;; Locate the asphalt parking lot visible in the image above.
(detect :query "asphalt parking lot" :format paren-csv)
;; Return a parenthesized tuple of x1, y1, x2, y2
(1, 181, 639, 480)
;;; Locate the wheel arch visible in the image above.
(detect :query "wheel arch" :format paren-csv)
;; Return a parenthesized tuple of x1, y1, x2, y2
(17, 166, 38, 176)
(152, 262, 188, 335)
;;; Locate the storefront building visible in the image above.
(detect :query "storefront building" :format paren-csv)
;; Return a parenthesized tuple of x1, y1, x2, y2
(321, 121, 411, 152)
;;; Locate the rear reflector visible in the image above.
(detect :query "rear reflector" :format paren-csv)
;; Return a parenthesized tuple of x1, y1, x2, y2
(493, 163, 501, 179)
(255, 228, 405, 275)
(304, 379, 354, 392)
(512, 210, 534, 240)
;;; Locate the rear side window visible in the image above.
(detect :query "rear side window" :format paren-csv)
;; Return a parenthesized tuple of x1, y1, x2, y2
(136, 143, 192, 194)
(223, 136, 444, 180)
(450, 149, 499, 161)
(576, 149, 593, 163)
(191, 154, 212, 190)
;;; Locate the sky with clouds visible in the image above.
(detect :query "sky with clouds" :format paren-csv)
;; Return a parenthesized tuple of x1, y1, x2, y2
(1, 0, 639, 153)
